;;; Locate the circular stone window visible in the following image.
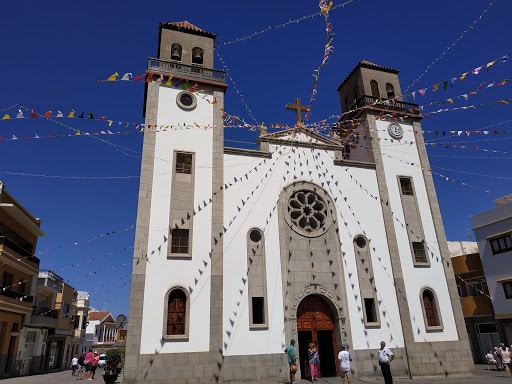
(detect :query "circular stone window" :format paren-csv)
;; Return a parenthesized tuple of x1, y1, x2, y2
(176, 91, 197, 111)
(286, 189, 331, 237)
(355, 236, 367, 249)
(249, 229, 262, 243)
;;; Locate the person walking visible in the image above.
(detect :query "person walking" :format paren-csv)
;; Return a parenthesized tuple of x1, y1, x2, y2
(308, 342, 320, 381)
(338, 344, 352, 384)
(71, 355, 78, 376)
(498, 343, 511, 377)
(77, 352, 86, 380)
(91, 352, 99, 379)
(378, 341, 394, 384)
(286, 339, 298, 384)
(85, 350, 94, 380)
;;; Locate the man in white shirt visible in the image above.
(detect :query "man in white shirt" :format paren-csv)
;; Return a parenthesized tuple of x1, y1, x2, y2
(378, 341, 394, 384)
(337, 344, 352, 384)
(71, 355, 78, 376)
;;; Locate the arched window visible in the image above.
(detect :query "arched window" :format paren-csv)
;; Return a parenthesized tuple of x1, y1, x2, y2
(354, 235, 380, 327)
(370, 80, 379, 98)
(354, 85, 359, 105)
(386, 83, 395, 99)
(165, 288, 188, 338)
(421, 288, 443, 330)
(191, 47, 204, 65)
(171, 43, 182, 61)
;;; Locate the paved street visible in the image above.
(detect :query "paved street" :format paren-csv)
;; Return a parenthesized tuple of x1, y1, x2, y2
(1, 365, 511, 384)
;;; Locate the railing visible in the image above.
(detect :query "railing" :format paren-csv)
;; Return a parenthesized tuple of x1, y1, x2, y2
(32, 306, 59, 318)
(341, 95, 420, 121)
(147, 58, 226, 83)
(0, 288, 33, 303)
(0, 236, 40, 266)
(38, 269, 64, 286)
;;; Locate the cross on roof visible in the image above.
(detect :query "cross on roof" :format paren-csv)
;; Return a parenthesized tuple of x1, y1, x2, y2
(286, 98, 310, 125)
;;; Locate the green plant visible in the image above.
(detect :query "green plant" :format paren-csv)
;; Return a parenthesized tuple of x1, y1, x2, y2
(104, 348, 123, 375)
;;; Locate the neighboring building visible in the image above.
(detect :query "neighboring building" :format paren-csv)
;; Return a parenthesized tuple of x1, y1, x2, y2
(471, 194, 512, 347)
(0, 181, 44, 378)
(125, 22, 473, 383)
(17, 270, 63, 375)
(448, 241, 501, 363)
(51, 282, 79, 371)
(74, 291, 90, 353)
(86, 311, 116, 350)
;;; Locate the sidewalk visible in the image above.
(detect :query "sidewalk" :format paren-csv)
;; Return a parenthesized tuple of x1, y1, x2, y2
(0, 365, 509, 384)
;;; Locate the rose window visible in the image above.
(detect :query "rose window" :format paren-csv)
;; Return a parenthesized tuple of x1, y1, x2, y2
(287, 190, 329, 236)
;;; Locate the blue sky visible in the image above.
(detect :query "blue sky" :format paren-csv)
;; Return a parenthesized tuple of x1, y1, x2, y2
(0, 0, 510, 317)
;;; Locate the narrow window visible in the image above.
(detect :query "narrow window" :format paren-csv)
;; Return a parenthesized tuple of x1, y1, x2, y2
(399, 177, 414, 195)
(2, 272, 13, 289)
(175, 153, 192, 174)
(170, 229, 189, 254)
(353, 85, 359, 105)
(252, 297, 265, 324)
(62, 303, 69, 318)
(422, 290, 440, 327)
(412, 241, 427, 263)
(247, 228, 268, 329)
(167, 289, 186, 335)
(364, 298, 377, 323)
(370, 80, 379, 98)
(386, 83, 395, 99)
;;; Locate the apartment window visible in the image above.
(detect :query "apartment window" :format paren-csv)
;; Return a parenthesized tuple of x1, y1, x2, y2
(62, 303, 69, 318)
(490, 233, 512, 255)
(2, 272, 13, 289)
(412, 241, 427, 263)
(175, 152, 192, 174)
(170, 228, 189, 254)
(18, 279, 27, 294)
(166, 289, 187, 336)
(503, 281, 512, 299)
(399, 177, 414, 195)
(466, 280, 488, 296)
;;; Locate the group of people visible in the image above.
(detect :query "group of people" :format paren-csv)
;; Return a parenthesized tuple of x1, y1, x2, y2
(486, 343, 512, 377)
(285, 339, 394, 384)
(71, 351, 100, 380)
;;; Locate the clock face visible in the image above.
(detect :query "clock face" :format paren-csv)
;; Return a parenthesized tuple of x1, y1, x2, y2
(387, 123, 404, 139)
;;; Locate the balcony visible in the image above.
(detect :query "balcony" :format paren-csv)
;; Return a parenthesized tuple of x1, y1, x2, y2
(339, 95, 421, 123)
(460, 295, 494, 317)
(0, 236, 40, 267)
(37, 270, 64, 293)
(0, 287, 33, 305)
(147, 58, 226, 84)
(30, 306, 58, 328)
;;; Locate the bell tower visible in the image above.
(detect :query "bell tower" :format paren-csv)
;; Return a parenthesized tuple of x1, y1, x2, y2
(125, 21, 227, 383)
(335, 61, 473, 376)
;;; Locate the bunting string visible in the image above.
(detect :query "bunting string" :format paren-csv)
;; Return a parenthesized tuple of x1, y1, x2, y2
(403, 0, 498, 93)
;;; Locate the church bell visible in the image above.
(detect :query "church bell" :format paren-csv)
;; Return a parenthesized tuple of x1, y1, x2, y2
(171, 46, 182, 61)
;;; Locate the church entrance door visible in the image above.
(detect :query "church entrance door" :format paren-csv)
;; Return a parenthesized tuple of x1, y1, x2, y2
(297, 294, 338, 378)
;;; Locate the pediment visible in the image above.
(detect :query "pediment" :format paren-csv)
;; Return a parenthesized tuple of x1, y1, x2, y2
(258, 126, 340, 149)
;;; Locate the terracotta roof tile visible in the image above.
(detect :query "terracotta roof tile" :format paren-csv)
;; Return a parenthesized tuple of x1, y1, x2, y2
(88, 311, 111, 321)
(160, 21, 216, 39)
(337, 60, 400, 91)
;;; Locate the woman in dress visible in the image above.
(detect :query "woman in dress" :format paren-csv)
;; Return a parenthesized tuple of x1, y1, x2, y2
(308, 342, 320, 381)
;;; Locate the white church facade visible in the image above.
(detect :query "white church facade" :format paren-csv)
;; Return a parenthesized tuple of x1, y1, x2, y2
(124, 21, 473, 383)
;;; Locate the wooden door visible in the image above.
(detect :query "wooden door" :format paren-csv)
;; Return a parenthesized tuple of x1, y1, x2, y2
(297, 295, 338, 377)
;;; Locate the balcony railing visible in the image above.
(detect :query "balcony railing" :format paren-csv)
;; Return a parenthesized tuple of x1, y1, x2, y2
(147, 58, 226, 84)
(340, 95, 420, 122)
(0, 288, 33, 303)
(32, 306, 59, 318)
(460, 295, 494, 317)
(0, 236, 40, 266)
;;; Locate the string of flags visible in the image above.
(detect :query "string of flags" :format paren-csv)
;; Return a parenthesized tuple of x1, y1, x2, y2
(305, 0, 335, 121)
(405, 52, 510, 102)
(403, 0, 498, 94)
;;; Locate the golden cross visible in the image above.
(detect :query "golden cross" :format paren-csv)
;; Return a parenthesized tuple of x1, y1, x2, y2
(286, 98, 310, 124)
